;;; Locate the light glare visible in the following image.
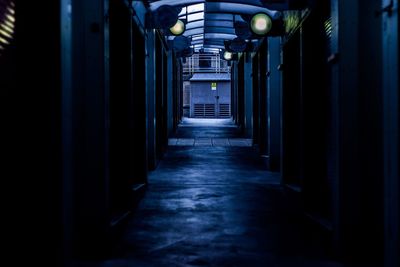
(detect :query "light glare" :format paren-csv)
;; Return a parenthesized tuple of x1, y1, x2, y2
(223, 51, 233, 61)
(170, 20, 185, 36)
(251, 13, 272, 35)
(0, 1, 15, 52)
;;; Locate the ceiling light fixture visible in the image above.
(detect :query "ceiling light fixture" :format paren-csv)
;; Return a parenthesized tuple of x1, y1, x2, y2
(169, 19, 185, 36)
(223, 51, 233, 61)
(250, 13, 272, 36)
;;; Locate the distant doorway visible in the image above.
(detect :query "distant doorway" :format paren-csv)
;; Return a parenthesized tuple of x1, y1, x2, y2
(188, 73, 231, 118)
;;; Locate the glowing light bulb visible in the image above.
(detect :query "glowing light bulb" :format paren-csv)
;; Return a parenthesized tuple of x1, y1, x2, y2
(250, 13, 272, 35)
(223, 51, 233, 61)
(169, 20, 185, 36)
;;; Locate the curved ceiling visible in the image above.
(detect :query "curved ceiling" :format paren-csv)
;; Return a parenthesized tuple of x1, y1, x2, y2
(145, 0, 285, 53)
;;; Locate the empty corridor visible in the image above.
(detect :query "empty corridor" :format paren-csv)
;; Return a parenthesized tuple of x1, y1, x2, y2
(77, 119, 364, 267)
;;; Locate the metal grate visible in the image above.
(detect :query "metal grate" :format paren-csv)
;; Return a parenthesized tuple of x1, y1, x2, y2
(193, 103, 216, 118)
(204, 104, 215, 118)
(219, 104, 231, 118)
(194, 104, 205, 117)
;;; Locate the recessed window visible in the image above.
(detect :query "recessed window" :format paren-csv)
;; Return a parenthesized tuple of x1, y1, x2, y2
(185, 28, 204, 37)
(188, 12, 204, 22)
(186, 20, 204, 30)
(187, 3, 204, 14)
(192, 34, 204, 41)
(204, 48, 220, 54)
(179, 7, 187, 16)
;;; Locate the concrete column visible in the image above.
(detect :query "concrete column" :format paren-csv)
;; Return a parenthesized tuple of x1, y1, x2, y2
(268, 37, 282, 172)
(167, 50, 174, 136)
(382, 1, 399, 267)
(61, 0, 74, 262)
(66, 0, 109, 256)
(244, 52, 253, 138)
(146, 30, 157, 170)
(330, 0, 360, 257)
(232, 63, 239, 124)
(330, 0, 386, 262)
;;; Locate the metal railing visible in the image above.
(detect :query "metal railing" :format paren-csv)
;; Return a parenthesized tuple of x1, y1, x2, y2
(183, 54, 230, 74)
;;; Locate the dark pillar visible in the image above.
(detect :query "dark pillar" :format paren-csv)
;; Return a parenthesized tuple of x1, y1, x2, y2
(330, 0, 385, 263)
(382, 1, 399, 267)
(268, 37, 282, 172)
(147, 30, 157, 170)
(244, 52, 253, 138)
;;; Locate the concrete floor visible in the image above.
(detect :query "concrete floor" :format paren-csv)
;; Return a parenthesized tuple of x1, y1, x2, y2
(74, 118, 356, 267)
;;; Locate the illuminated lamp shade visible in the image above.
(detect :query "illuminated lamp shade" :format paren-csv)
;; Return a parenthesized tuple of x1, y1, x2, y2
(223, 51, 233, 61)
(0, 0, 15, 55)
(250, 13, 272, 35)
(169, 19, 185, 36)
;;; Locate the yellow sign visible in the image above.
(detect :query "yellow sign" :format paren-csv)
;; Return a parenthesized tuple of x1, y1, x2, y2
(211, 82, 217, 90)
